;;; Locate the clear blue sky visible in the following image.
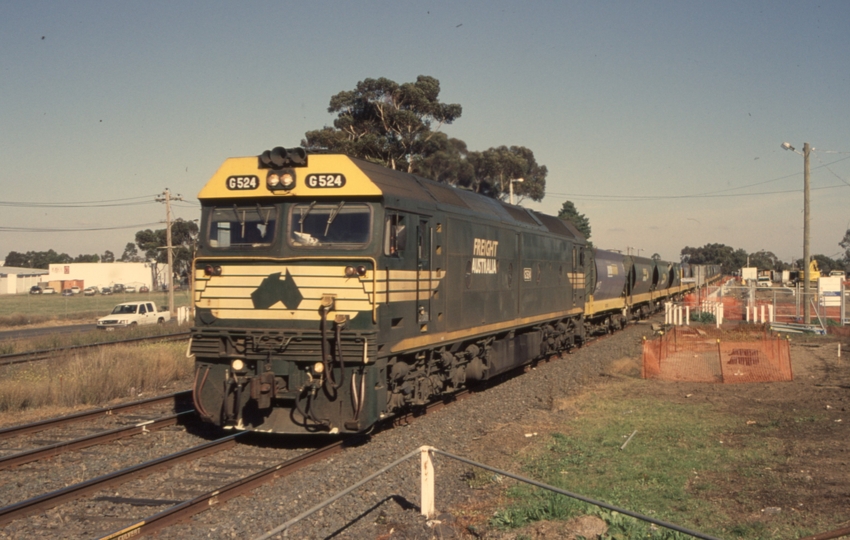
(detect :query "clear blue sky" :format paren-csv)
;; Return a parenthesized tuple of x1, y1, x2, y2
(2, 1, 848, 265)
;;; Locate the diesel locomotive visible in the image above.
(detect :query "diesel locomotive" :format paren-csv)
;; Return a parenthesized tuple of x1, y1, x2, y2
(190, 147, 719, 435)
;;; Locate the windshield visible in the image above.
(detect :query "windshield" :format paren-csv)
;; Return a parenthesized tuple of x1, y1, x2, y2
(208, 205, 277, 248)
(288, 202, 372, 248)
(111, 304, 137, 315)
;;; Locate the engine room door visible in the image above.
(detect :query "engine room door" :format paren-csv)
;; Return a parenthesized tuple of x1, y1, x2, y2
(416, 218, 432, 328)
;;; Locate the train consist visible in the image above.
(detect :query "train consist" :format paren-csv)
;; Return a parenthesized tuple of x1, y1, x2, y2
(190, 148, 721, 435)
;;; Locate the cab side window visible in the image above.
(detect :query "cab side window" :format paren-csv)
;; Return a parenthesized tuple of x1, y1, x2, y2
(139, 305, 147, 314)
(383, 214, 407, 257)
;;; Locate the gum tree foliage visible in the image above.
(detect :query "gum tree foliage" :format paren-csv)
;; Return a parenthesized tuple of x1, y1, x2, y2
(134, 220, 199, 277)
(840, 229, 850, 270)
(680, 243, 748, 275)
(412, 133, 475, 186)
(4, 250, 73, 268)
(120, 242, 143, 262)
(464, 146, 546, 202)
(746, 250, 788, 272)
(795, 254, 842, 274)
(557, 201, 591, 240)
(303, 75, 548, 203)
(101, 250, 115, 263)
(303, 75, 462, 173)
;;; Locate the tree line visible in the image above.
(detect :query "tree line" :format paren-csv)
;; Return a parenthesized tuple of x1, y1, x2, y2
(681, 234, 850, 276)
(3, 220, 199, 278)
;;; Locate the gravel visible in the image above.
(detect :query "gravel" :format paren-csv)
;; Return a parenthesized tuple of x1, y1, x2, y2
(0, 322, 647, 539)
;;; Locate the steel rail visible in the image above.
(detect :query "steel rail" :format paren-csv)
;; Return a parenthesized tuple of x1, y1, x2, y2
(98, 390, 471, 539)
(98, 440, 346, 540)
(0, 411, 193, 471)
(92, 321, 641, 538)
(0, 432, 244, 527)
(0, 331, 190, 366)
(0, 390, 191, 440)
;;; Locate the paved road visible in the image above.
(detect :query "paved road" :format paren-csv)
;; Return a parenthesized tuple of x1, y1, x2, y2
(0, 323, 97, 340)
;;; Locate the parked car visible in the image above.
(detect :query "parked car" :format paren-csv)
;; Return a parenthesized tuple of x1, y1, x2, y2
(61, 289, 74, 296)
(125, 286, 137, 293)
(70, 286, 81, 294)
(113, 284, 125, 293)
(83, 287, 98, 296)
(138, 285, 150, 293)
(101, 287, 113, 295)
(42, 287, 56, 294)
(97, 301, 171, 330)
(29, 286, 42, 294)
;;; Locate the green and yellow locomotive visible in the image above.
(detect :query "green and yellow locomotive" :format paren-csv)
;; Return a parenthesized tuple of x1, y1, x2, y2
(191, 147, 588, 434)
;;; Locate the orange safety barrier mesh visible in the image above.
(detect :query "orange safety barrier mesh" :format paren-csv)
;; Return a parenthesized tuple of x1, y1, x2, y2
(642, 326, 792, 383)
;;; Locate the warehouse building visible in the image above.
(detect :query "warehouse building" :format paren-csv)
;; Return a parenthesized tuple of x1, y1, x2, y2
(0, 266, 49, 295)
(44, 262, 170, 293)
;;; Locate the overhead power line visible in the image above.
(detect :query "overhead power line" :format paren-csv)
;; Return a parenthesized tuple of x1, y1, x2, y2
(0, 222, 163, 233)
(0, 194, 160, 208)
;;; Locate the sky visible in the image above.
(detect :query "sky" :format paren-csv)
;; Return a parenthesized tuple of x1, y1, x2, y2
(1, 1, 849, 265)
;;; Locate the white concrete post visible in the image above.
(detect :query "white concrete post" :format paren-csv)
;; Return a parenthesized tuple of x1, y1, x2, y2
(420, 446, 435, 518)
(768, 304, 774, 323)
(760, 305, 765, 324)
(685, 306, 690, 326)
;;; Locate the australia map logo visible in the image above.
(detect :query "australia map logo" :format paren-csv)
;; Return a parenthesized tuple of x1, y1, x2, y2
(251, 269, 304, 310)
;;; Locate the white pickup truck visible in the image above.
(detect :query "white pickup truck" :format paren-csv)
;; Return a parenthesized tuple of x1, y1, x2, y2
(97, 301, 171, 330)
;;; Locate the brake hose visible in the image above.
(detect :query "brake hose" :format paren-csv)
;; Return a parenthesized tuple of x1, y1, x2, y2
(333, 319, 346, 389)
(319, 306, 339, 389)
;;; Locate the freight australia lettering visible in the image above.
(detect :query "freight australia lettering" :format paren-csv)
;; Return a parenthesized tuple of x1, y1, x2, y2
(472, 238, 499, 274)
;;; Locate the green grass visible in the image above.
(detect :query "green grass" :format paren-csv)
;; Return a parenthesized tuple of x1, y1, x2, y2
(490, 385, 798, 539)
(0, 323, 189, 355)
(0, 290, 191, 327)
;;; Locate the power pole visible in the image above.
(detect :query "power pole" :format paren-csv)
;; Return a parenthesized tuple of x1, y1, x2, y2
(803, 142, 811, 325)
(156, 189, 184, 316)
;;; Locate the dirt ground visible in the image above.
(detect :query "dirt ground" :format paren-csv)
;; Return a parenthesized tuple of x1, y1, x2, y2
(446, 326, 850, 539)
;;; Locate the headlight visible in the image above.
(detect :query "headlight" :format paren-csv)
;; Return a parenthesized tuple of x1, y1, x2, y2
(231, 359, 245, 372)
(267, 170, 296, 191)
(313, 362, 324, 374)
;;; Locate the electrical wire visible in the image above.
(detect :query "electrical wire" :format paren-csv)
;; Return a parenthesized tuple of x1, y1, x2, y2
(547, 154, 850, 202)
(0, 222, 163, 233)
(0, 194, 160, 208)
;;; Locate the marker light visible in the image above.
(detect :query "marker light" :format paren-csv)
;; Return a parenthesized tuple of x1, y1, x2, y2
(231, 359, 245, 371)
(344, 266, 368, 277)
(313, 362, 324, 374)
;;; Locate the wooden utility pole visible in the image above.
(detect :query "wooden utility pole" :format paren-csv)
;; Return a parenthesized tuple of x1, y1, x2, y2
(156, 189, 184, 316)
(803, 143, 811, 325)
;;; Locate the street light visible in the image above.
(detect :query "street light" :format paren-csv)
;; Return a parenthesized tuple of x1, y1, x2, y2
(509, 178, 524, 205)
(781, 141, 811, 324)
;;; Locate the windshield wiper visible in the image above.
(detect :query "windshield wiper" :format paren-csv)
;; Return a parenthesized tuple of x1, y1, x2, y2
(324, 201, 345, 237)
(299, 201, 317, 233)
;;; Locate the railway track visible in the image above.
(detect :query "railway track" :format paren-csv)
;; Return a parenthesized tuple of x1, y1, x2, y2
(0, 391, 192, 440)
(0, 323, 641, 538)
(0, 331, 190, 366)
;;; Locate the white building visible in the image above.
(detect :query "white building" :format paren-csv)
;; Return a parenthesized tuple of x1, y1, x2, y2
(0, 267, 49, 295)
(45, 262, 170, 292)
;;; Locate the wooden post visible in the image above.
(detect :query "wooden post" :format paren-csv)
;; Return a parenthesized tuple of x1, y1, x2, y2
(421, 446, 435, 518)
